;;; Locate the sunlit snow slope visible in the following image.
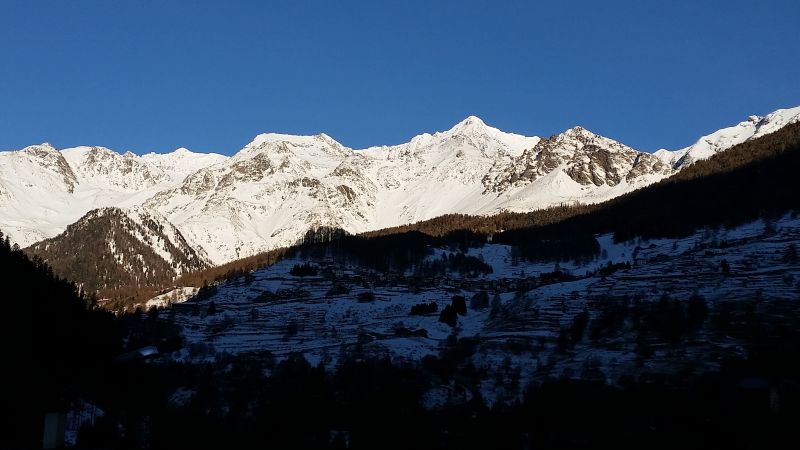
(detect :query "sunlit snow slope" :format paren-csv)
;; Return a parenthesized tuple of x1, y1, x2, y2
(2, 106, 798, 264)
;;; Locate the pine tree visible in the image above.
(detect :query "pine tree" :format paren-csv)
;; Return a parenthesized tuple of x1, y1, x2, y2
(490, 294, 502, 319)
(784, 243, 798, 262)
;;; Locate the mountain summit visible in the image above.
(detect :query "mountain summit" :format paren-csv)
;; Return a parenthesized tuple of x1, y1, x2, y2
(1, 106, 799, 264)
(448, 115, 489, 134)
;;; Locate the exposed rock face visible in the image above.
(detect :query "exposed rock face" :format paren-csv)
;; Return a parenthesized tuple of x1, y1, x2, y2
(180, 169, 217, 196)
(21, 144, 79, 193)
(484, 127, 673, 193)
(73, 146, 165, 190)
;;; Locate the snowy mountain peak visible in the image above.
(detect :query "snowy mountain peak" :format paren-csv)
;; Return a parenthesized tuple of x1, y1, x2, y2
(450, 115, 487, 132)
(758, 105, 800, 130)
(557, 125, 602, 142)
(248, 132, 343, 148)
(314, 133, 347, 151)
(234, 132, 350, 167)
(18, 143, 67, 164)
(482, 123, 669, 194)
(747, 115, 762, 124)
(144, 147, 198, 157)
(443, 116, 504, 141)
(14, 143, 79, 194)
(22, 142, 57, 153)
(3, 104, 799, 265)
(658, 105, 800, 169)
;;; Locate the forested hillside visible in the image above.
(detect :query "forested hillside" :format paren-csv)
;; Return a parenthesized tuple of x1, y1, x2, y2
(25, 207, 211, 304)
(2, 230, 120, 448)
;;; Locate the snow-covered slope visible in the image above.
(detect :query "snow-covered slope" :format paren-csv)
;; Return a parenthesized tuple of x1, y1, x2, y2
(2, 106, 798, 265)
(360, 116, 541, 228)
(0, 146, 228, 248)
(164, 214, 800, 403)
(140, 148, 228, 184)
(655, 106, 800, 168)
(142, 132, 376, 263)
(480, 126, 672, 212)
(0, 143, 80, 244)
(144, 116, 674, 263)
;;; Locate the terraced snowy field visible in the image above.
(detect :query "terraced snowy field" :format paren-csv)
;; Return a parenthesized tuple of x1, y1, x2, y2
(162, 213, 800, 402)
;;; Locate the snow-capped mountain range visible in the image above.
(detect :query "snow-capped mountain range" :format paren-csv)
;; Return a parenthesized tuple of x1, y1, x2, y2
(1, 106, 799, 265)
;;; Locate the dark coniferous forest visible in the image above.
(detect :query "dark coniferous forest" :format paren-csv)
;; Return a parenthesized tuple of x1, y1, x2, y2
(6, 233, 800, 449)
(2, 233, 119, 448)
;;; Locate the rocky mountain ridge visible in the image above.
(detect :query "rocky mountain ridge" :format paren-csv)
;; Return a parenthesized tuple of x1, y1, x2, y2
(2, 106, 799, 265)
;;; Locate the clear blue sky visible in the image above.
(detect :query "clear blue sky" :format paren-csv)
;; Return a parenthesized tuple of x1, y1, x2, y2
(1, 0, 799, 154)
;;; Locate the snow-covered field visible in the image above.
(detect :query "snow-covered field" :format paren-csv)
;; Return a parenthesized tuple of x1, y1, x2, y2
(145, 286, 199, 309)
(161, 214, 800, 402)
